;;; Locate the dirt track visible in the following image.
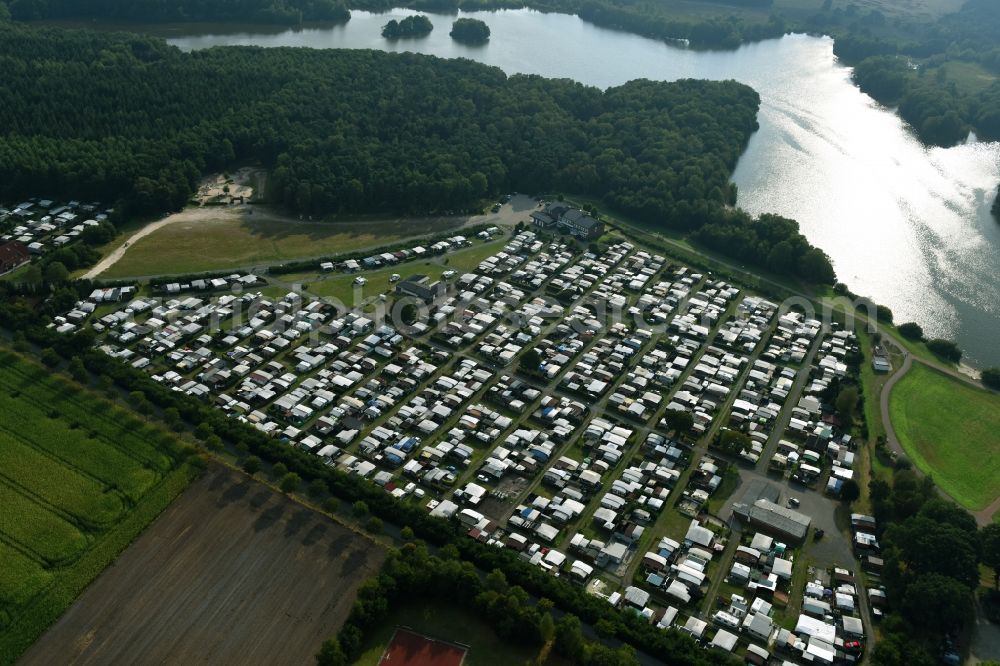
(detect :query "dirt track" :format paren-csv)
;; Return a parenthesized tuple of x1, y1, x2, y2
(19, 464, 385, 666)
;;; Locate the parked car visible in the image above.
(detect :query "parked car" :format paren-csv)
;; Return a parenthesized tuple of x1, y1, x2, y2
(787, 497, 800, 508)
(389, 273, 401, 282)
(443, 270, 456, 279)
(353, 277, 367, 286)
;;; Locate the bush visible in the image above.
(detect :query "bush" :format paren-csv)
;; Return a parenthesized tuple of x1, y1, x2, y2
(353, 500, 369, 517)
(40, 348, 61, 368)
(982, 368, 1000, 391)
(242, 455, 261, 476)
(364, 516, 383, 533)
(897, 322, 923, 341)
(927, 338, 962, 363)
(279, 472, 301, 494)
(308, 478, 328, 499)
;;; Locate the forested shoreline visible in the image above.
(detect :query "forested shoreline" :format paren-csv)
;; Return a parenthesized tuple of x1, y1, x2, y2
(2, 0, 350, 23)
(810, 0, 1000, 146)
(0, 19, 835, 284)
(4, 0, 998, 147)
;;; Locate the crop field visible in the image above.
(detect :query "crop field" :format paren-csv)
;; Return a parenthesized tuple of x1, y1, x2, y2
(889, 363, 1000, 511)
(0, 350, 192, 664)
(101, 206, 469, 278)
(19, 464, 386, 666)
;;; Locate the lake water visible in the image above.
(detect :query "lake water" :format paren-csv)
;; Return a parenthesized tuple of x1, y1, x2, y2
(161, 10, 1000, 367)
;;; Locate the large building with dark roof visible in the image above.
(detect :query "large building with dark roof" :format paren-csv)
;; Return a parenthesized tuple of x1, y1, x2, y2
(732, 498, 812, 543)
(394, 274, 445, 304)
(530, 203, 604, 240)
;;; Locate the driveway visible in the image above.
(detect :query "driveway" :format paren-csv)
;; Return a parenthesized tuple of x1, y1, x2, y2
(717, 466, 855, 568)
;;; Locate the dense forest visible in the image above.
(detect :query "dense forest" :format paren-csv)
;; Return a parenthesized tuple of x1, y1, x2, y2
(449, 16, 488, 43)
(806, 0, 1000, 146)
(381, 14, 432, 38)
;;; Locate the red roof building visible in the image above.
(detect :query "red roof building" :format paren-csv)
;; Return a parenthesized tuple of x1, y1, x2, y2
(0, 240, 30, 273)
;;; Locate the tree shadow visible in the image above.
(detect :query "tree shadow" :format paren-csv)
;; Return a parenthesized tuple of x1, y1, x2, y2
(340, 547, 371, 577)
(253, 504, 284, 532)
(283, 508, 312, 538)
(301, 523, 328, 547)
(327, 533, 354, 561)
(217, 480, 250, 507)
(249, 489, 271, 511)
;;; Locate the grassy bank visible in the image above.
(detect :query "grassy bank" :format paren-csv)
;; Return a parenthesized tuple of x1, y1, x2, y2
(888, 363, 1000, 511)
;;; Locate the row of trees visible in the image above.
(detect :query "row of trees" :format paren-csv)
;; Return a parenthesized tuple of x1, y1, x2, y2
(868, 468, 1000, 666)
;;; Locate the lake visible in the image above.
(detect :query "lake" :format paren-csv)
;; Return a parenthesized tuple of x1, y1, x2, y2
(161, 10, 1000, 367)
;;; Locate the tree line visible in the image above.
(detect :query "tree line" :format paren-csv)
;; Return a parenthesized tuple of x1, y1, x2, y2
(3, 0, 349, 23)
(0, 0, 788, 49)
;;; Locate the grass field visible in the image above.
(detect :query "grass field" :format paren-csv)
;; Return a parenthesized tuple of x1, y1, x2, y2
(926, 60, 998, 95)
(0, 350, 193, 664)
(101, 207, 469, 278)
(354, 602, 569, 666)
(19, 465, 386, 666)
(888, 362, 1000, 511)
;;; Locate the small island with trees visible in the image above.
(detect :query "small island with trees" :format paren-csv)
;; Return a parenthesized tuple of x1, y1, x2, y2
(449, 18, 489, 44)
(381, 15, 432, 39)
